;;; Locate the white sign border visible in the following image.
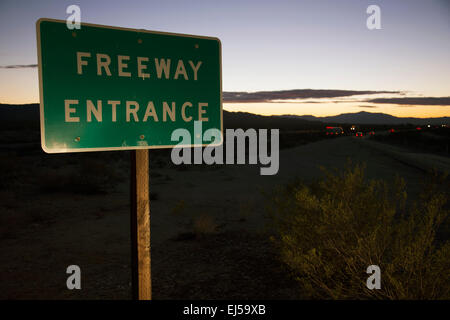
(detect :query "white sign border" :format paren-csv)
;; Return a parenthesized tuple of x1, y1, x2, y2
(36, 18, 223, 154)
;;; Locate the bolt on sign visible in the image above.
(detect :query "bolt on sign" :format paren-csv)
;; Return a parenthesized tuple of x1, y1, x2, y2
(36, 18, 222, 153)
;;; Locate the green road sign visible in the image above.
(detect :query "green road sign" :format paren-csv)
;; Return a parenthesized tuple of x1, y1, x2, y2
(36, 18, 222, 153)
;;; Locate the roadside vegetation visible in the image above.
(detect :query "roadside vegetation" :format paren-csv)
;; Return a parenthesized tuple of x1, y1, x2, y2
(268, 162, 450, 299)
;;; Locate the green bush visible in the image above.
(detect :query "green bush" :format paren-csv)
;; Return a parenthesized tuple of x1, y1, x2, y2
(268, 162, 450, 299)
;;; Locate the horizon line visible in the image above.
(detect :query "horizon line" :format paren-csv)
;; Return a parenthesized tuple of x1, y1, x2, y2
(0, 102, 448, 120)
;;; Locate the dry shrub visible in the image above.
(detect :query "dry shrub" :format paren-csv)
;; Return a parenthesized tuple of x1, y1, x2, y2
(192, 214, 218, 237)
(170, 200, 186, 216)
(0, 153, 19, 189)
(38, 158, 121, 194)
(268, 162, 450, 299)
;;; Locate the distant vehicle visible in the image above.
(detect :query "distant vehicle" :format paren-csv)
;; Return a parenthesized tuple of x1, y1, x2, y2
(368, 131, 375, 136)
(355, 132, 363, 137)
(389, 128, 395, 133)
(326, 126, 344, 136)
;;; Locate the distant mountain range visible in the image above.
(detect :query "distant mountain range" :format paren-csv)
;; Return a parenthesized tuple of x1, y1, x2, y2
(285, 111, 449, 125)
(0, 104, 448, 129)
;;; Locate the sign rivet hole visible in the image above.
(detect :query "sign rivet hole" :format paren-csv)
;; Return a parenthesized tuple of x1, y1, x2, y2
(72, 32, 77, 38)
(138, 39, 143, 44)
(75, 137, 80, 142)
(194, 44, 199, 49)
(140, 135, 145, 140)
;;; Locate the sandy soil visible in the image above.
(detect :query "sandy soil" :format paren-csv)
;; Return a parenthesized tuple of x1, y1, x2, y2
(0, 136, 440, 299)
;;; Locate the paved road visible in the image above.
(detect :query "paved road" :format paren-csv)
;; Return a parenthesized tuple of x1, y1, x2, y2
(230, 135, 442, 191)
(148, 135, 448, 243)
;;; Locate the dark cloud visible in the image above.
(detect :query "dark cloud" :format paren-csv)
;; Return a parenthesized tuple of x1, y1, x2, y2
(265, 100, 321, 104)
(223, 89, 400, 103)
(359, 105, 378, 108)
(0, 64, 37, 69)
(367, 97, 450, 106)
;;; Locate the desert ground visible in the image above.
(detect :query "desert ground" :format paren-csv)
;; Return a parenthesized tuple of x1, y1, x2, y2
(1, 130, 448, 299)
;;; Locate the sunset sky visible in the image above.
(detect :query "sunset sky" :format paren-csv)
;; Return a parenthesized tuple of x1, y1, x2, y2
(0, 0, 449, 117)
